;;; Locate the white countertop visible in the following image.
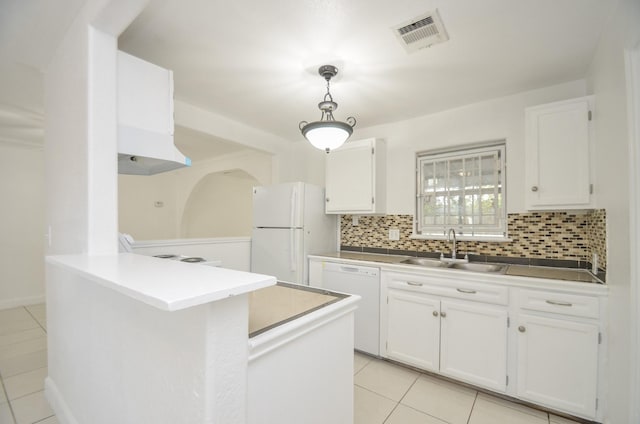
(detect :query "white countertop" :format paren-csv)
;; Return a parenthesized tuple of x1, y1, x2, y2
(47, 253, 276, 311)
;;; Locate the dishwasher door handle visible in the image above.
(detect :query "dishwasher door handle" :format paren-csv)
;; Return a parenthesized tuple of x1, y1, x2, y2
(339, 266, 361, 273)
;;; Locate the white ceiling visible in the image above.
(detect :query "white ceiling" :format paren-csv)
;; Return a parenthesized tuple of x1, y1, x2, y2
(0, 0, 615, 155)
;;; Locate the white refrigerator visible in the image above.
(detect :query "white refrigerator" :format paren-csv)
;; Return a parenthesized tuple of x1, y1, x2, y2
(251, 182, 337, 284)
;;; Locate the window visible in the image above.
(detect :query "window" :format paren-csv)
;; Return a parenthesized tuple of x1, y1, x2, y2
(415, 142, 506, 238)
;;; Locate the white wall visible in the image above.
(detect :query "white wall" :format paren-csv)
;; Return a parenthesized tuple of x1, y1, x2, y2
(119, 171, 179, 240)
(273, 139, 327, 186)
(119, 150, 272, 240)
(349, 80, 587, 215)
(585, 0, 640, 422)
(175, 151, 272, 233)
(0, 145, 45, 308)
(181, 170, 258, 238)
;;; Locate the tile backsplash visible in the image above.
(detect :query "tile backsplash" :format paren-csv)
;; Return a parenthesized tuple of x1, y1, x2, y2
(340, 210, 607, 271)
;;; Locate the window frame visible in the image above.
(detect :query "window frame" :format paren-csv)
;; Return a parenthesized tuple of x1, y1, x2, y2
(413, 141, 507, 240)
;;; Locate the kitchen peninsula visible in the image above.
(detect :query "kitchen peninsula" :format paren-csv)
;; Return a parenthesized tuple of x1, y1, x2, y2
(45, 253, 358, 424)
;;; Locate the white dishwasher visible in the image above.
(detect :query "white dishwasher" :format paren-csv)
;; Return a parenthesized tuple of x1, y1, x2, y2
(322, 262, 380, 356)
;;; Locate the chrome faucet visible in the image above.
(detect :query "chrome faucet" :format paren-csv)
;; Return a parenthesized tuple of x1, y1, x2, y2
(447, 228, 457, 259)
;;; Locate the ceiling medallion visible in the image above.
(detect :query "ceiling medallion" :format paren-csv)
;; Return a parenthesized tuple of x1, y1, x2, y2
(299, 65, 356, 153)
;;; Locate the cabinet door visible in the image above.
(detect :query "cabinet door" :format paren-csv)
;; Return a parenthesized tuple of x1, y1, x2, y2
(516, 314, 599, 418)
(525, 97, 592, 209)
(439, 300, 508, 392)
(326, 139, 381, 213)
(386, 289, 440, 371)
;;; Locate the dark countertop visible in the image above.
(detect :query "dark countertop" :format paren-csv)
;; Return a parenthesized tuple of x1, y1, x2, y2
(310, 251, 604, 285)
(248, 282, 347, 337)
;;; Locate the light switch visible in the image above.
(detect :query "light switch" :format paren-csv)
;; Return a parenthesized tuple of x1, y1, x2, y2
(389, 228, 400, 241)
(352, 216, 359, 226)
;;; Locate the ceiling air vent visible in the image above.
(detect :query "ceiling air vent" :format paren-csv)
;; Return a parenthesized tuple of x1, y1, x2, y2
(393, 9, 449, 53)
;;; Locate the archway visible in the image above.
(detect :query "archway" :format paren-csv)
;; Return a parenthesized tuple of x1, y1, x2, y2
(180, 169, 259, 237)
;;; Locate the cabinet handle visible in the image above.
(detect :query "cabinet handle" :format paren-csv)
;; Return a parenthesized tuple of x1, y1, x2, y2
(326, 198, 330, 202)
(518, 326, 526, 333)
(432, 311, 439, 317)
(407, 281, 423, 287)
(545, 300, 573, 307)
(456, 288, 477, 294)
(531, 186, 539, 192)
(440, 311, 447, 318)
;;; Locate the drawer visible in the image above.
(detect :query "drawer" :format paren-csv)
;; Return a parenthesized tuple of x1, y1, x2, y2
(518, 290, 599, 319)
(387, 276, 509, 305)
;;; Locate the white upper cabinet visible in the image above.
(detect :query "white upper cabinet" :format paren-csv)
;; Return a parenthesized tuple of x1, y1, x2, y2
(325, 138, 386, 214)
(525, 96, 594, 210)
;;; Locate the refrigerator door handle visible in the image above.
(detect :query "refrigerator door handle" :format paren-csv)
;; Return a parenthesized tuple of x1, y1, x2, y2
(290, 184, 298, 227)
(290, 228, 297, 272)
(289, 185, 298, 272)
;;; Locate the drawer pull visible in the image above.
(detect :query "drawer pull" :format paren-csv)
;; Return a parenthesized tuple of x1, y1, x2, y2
(518, 326, 526, 333)
(407, 281, 423, 287)
(546, 300, 573, 307)
(456, 288, 477, 294)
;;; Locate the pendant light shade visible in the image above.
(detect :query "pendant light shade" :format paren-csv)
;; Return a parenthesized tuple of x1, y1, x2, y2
(301, 120, 353, 151)
(299, 65, 356, 153)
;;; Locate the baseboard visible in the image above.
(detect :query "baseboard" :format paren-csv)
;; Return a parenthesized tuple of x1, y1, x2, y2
(45, 377, 79, 424)
(0, 294, 45, 310)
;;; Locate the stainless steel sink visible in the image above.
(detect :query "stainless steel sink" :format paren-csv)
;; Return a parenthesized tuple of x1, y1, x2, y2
(448, 262, 507, 273)
(400, 257, 507, 273)
(400, 257, 450, 268)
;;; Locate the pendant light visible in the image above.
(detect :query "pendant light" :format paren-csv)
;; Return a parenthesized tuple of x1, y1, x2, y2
(299, 65, 356, 153)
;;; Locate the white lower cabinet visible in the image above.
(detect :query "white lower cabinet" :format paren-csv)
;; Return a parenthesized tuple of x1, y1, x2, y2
(516, 314, 599, 418)
(309, 260, 606, 421)
(440, 300, 508, 392)
(386, 289, 440, 371)
(384, 281, 508, 392)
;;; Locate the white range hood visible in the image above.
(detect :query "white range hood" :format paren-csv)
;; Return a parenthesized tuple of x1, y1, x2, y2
(117, 126, 191, 175)
(117, 51, 190, 175)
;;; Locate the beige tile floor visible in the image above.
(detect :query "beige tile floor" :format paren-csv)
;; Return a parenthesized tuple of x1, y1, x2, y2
(354, 352, 582, 424)
(0, 304, 56, 424)
(0, 303, 582, 424)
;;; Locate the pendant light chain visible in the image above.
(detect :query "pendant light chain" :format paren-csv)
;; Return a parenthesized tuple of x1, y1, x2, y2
(323, 78, 335, 121)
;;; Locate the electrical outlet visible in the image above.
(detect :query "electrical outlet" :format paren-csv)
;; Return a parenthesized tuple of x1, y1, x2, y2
(352, 215, 359, 226)
(389, 228, 400, 241)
